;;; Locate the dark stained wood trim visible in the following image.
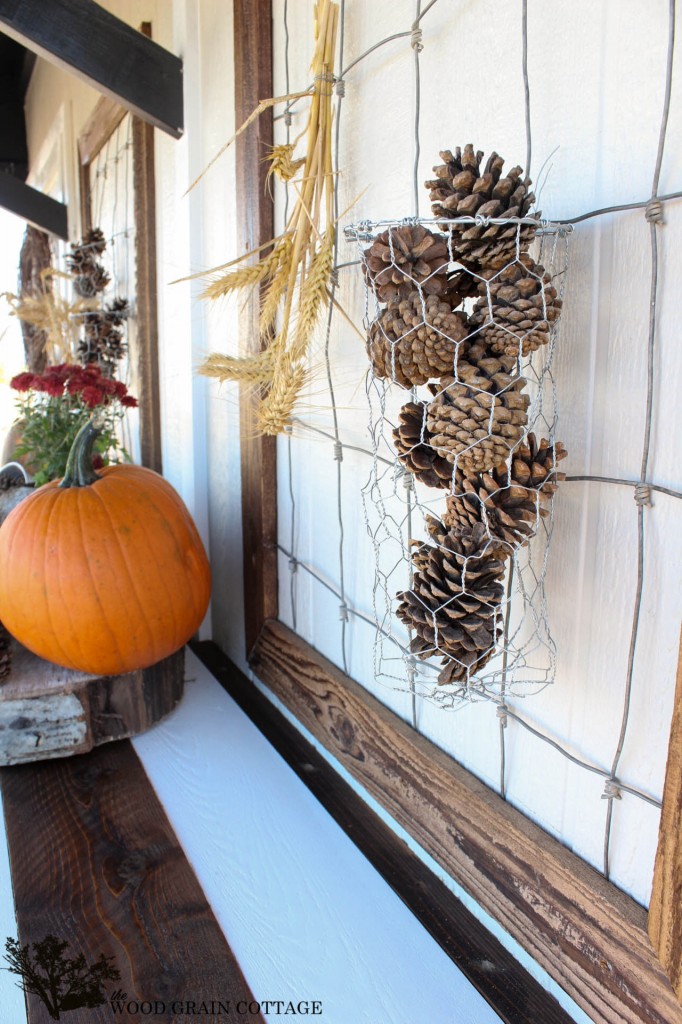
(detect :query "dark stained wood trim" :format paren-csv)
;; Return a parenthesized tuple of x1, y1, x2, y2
(0, 0, 183, 138)
(1, 739, 263, 1022)
(649, 625, 682, 999)
(234, 0, 278, 657)
(193, 639, 575, 1024)
(0, 171, 68, 238)
(77, 95, 127, 169)
(132, 23, 162, 474)
(77, 45, 162, 474)
(249, 619, 682, 1024)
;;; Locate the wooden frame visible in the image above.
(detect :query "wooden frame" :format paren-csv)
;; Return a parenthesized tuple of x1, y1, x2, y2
(78, 40, 162, 475)
(232, 3, 682, 1022)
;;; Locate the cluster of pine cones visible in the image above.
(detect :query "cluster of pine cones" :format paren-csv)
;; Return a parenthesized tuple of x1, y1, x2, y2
(361, 145, 567, 688)
(67, 228, 129, 376)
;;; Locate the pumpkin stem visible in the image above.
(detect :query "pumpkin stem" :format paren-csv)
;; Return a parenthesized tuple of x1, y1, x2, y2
(60, 418, 103, 488)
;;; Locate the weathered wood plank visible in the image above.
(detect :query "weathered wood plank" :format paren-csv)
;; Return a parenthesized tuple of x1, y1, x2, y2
(649, 626, 682, 1000)
(133, 25, 162, 475)
(194, 639, 575, 1024)
(0, 641, 184, 765)
(77, 95, 126, 168)
(250, 618, 682, 1024)
(0, 740, 263, 1023)
(233, 0, 278, 656)
(0, 0, 183, 138)
(0, 171, 68, 238)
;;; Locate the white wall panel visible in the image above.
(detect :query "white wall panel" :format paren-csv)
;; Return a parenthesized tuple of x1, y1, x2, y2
(270, 0, 682, 906)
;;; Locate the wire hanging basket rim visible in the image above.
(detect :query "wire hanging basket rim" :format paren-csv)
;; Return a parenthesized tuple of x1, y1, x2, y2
(344, 214, 573, 241)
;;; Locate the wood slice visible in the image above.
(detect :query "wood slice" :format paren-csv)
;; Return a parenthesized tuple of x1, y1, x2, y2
(0, 639, 184, 766)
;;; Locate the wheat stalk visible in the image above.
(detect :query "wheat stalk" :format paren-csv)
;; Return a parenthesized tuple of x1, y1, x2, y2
(192, 0, 340, 436)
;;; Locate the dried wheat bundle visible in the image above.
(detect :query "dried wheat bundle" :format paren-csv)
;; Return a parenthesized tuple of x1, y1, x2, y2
(195, 0, 340, 435)
(4, 269, 97, 364)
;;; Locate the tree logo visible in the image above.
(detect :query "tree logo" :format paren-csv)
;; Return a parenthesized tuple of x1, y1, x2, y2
(3, 934, 120, 1020)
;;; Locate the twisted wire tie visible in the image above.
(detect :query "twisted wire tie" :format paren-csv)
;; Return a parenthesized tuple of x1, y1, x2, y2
(474, 213, 492, 227)
(339, 602, 349, 622)
(334, 78, 346, 98)
(645, 198, 664, 224)
(333, 440, 344, 462)
(283, 421, 293, 435)
(283, 110, 293, 127)
(634, 483, 652, 507)
(402, 470, 413, 492)
(288, 557, 298, 574)
(496, 705, 508, 728)
(315, 71, 335, 95)
(329, 267, 340, 289)
(406, 655, 417, 684)
(602, 780, 622, 801)
(410, 24, 424, 51)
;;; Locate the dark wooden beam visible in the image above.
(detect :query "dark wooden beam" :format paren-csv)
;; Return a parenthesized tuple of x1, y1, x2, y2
(193, 639, 575, 1024)
(0, 170, 67, 237)
(233, 0, 278, 655)
(0, 0, 183, 139)
(1, 739, 264, 1022)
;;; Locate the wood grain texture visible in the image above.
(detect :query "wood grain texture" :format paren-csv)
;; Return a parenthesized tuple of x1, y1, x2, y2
(194, 639, 574, 1024)
(0, 0, 183, 137)
(0, 739, 263, 1023)
(0, 171, 68, 238)
(0, 642, 184, 765)
(77, 95, 127, 168)
(132, 25, 162, 475)
(649, 626, 682, 1000)
(234, 0, 278, 657)
(251, 619, 682, 1024)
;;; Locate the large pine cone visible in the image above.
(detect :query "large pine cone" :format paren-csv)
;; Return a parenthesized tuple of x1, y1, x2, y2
(368, 292, 469, 387)
(67, 228, 110, 298)
(393, 402, 455, 489)
(425, 145, 537, 269)
(397, 519, 505, 686)
(363, 226, 449, 304)
(470, 256, 561, 357)
(443, 435, 568, 557)
(426, 343, 530, 475)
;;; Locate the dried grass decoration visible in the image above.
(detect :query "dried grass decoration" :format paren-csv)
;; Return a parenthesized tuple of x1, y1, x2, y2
(4, 268, 97, 365)
(194, 0, 340, 435)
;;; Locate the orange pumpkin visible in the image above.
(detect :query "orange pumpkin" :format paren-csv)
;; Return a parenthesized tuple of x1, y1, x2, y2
(0, 420, 211, 675)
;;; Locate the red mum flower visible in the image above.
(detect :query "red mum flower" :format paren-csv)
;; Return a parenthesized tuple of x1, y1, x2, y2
(44, 376, 66, 398)
(121, 395, 138, 408)
(10, 372, 36, 392)
(81, 386, 105, 408)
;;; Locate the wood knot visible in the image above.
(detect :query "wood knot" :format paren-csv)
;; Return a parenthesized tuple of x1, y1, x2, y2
(329, 710, 365, 760)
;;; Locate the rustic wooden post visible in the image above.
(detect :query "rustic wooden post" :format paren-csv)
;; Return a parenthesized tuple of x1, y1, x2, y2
(649, 625, 682, 1000)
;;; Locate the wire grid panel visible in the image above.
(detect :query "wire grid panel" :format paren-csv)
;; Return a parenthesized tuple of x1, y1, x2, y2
(345, 216, 570, 707)
(86, 114, 139, 462)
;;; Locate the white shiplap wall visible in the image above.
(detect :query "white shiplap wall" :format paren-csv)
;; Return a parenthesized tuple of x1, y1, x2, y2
(269, 0, 682, 907)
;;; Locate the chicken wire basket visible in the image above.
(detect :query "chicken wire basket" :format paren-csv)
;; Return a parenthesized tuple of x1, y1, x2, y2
(345, 215, 572, 708)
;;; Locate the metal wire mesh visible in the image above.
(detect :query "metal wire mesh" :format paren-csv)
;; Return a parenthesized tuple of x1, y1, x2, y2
(274, 0, 677, 894)
(343, 215, 570, 706)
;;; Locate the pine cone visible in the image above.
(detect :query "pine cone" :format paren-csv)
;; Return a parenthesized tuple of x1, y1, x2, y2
(426, 343, 530, 475)
(363, 225, 449, 304)
(397, 519, 505, 686)
(442, 266, 483, 308)
(0, 623, 11, 682)
(442, 435, 568, 557)
(425, 145, 537, 269)
(392, 401, 455, 489)
(368, 292, 469, 387)
(470, 255, 561, 356)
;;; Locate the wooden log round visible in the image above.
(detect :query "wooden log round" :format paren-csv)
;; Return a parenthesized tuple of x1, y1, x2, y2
(0, 639, 185, 766)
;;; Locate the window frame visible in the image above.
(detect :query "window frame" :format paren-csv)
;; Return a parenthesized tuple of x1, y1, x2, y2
(77, 24, 162, 474)
(234, 3, 682, 1020)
